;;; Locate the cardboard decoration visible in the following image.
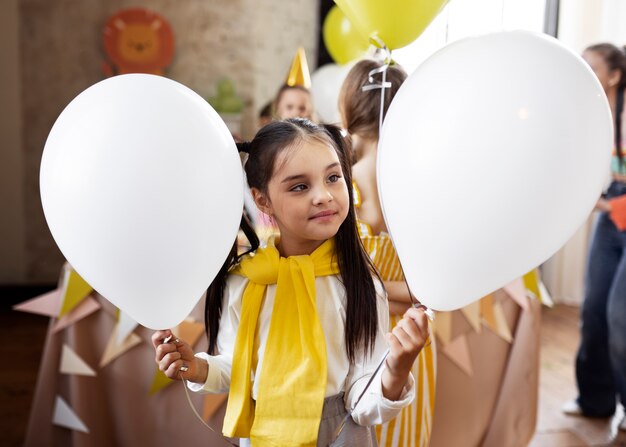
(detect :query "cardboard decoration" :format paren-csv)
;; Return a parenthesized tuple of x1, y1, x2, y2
(52, 396, 89, 433)
(116, 311, 139, 345)
(100, 323, 142, 368)
(149, 369, 173, 395)
(59, 269, 93, 317)
(492, 301, 513, 343)
(60, 344, 96, 376)
(503, 278, 530, 311)
(52, 296, 101, 333)
(460, 300, 482, 333)
(102, 8, 174, 75)
(13, 289, 62, 317)
(441, 334, 473, 376)
(433, 311, 452, 345)
(480, 294, 498, 332)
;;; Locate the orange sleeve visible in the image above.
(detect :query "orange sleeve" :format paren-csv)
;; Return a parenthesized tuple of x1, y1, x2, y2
(609, 195, 626, 231)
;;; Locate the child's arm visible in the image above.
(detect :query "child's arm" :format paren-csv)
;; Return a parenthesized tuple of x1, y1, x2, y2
(345, 286, 421, 426)
(152, 330, 208, 383)
(381, 307, 429, 400)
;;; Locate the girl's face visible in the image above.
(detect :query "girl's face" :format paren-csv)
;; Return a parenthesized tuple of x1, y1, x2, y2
(583, 50, 620, 93)
(253, 139, 349, 255)
(276, 89, 313, 120)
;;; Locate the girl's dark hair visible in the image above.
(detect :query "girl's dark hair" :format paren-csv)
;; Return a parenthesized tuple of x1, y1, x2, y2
(585, 43, 626, 168)
(339, 59, 407, 141)
(205, 119, 380, 363)
(205, 214, 258, 356)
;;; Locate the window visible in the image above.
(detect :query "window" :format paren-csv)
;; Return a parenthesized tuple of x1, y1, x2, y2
(393, 0, 547, 74)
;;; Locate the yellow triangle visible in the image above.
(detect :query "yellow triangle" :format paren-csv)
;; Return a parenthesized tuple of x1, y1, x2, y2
(149, 368, 173, 395)
(99, 324, 142, 368)
(523, 269, 542, 303)
(176, 319, 205, 349)
(460, 300, 482, 333)
(433, 311, 452, 345)
(285, 47, 311, 88)
(492, 301, 513, 343)
(59, 269, 93, 317)
(480, 294, 497, 332)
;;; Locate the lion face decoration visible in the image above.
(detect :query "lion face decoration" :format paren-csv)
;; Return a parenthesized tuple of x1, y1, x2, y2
(103, 8, 174, 75)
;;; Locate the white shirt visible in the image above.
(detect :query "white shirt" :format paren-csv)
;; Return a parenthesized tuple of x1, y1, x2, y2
(188, 273, 415, 427)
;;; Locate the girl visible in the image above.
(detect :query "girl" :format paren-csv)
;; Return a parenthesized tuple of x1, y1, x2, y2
(254, 85, 316, 242)
(273, 84, 315, 121)
(338, 60, 437, 447)
(153, 119, 429, 446)
(563, 43, 626, 429)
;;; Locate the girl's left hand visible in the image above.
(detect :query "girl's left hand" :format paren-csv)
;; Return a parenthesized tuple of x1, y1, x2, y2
(383, 307, 429, 399)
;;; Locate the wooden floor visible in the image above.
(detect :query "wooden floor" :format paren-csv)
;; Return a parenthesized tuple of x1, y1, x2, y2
(530, 305, 626, 447)
(2, 303, 625, 446)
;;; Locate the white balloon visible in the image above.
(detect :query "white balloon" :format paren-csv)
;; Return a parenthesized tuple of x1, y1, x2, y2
(310, 63, 354, 124)
(40, 74, 243, 329)
(378, 31, 612, 311)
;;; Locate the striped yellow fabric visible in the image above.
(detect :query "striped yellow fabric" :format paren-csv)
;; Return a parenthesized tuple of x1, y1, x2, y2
(354, 182, 437, 447)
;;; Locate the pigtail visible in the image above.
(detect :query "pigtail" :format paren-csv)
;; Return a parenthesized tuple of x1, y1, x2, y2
(323, 123, 381, 363)
(237, 141, 252, 154)
(205, 144, 260, 355)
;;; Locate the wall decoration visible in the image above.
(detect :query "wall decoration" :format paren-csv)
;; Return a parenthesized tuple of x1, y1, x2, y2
(102, 8, 174, 76)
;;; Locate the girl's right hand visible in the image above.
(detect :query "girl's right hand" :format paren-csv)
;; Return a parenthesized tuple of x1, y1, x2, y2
(595, 197, 612, 212)
(151, 330, 207, 383)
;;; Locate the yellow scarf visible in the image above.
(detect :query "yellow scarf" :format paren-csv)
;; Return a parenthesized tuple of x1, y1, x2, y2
(223, 238, 339, 446)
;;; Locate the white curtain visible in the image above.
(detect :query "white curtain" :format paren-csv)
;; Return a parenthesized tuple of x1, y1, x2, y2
(542, 216, 595, 304)
(394, 0, 546, 74)
(558, 0, 626, 54)
(542, 0, 626, 304)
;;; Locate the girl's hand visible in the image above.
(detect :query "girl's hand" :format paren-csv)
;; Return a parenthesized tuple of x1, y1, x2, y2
(151, 330, 207, 383)
(595, 198, 612, 212)
(382, 307, 429, 400)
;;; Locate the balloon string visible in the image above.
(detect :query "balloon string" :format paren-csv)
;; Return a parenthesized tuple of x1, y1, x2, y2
(361, 35, 393, 138)
(361, 35, 436, 321)
(378, 68, 387, 133)
(330, 294, 434, 444)
(329, 348, 390, 445)
(178, 373, 239, 447)
(329, 270, 434, 444)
